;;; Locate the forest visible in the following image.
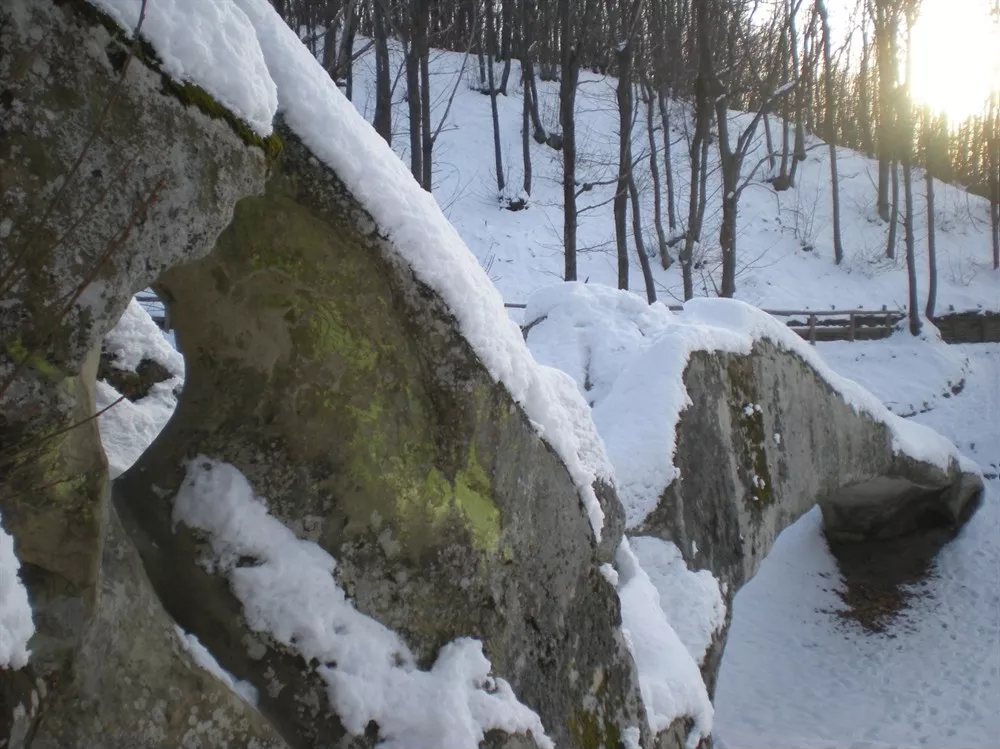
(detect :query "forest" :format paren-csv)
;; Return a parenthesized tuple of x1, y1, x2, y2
(267, 0, 1000, 331)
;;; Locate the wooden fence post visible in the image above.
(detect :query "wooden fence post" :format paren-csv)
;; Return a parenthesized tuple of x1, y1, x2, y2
(849, 312, 856, 342)
(808, 314, 817, 345)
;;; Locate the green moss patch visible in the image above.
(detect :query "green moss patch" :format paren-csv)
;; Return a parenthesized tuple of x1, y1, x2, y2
(726, 357, 773, 508)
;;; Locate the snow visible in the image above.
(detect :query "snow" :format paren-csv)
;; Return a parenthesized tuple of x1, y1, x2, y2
(524, 283, 978, 528)
(228, 0, 613, 540)
(101, 298, 184, 376)
(615, 539, 714, 749)
(172, 457, 554, 749)
(629, 536, 726, 665)
(0, 511, 34, 671)
(96, 299, 184, 477)
(175, 626, 259, 706)
(715, 341, 1000, 749)
(85, 0, 276, 135)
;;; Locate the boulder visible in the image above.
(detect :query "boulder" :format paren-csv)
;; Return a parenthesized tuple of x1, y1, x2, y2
(114, 121, 643, 749)
(0, 0, 269, 677)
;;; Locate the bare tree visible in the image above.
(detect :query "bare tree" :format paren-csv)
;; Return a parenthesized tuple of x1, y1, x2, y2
(613, 0, 644, 290)
(486, 0, 506, 194)
(643, 80, 672, 268)
(559, 0, 580, 280)
(816, 0, 844, 264)
(373, 0, 393, 144)
(900, 0, 920, 335)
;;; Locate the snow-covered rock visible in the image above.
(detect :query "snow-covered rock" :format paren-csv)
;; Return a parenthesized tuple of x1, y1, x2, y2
(525, 282, 983, 699)
(2, 1, 651, 747)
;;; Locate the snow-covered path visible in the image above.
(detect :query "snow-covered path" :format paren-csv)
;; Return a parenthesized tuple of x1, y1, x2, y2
(714, 342, 1000, 749)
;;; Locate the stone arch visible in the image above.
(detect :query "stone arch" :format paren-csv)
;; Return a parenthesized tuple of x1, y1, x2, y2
(1, 2, 654, 747)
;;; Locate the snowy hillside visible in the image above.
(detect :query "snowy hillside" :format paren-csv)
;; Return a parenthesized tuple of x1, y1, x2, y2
(343, 44, 999, 315)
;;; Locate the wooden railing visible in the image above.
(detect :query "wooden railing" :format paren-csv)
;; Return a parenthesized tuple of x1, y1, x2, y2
(505, 302, 905, 344)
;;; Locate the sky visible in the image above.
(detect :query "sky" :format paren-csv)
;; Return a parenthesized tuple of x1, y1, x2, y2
(909, 0, 1000, 120)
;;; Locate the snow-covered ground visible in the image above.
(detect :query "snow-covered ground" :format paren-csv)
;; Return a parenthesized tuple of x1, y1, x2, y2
(340, 43, 998, 316)
(714, 340, 1000, 749)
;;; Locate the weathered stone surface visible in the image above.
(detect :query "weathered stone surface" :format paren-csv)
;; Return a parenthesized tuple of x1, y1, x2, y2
(632, 340, 982, 696)
(0, 0, 268, 675)
(3, 1, 649, 747)
(29, 504, 287, 749)
(1, 0, 272, 745)
(114, 125, 645, 749)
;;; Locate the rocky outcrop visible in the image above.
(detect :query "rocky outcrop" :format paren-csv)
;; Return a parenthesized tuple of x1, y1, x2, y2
(640, 339, 981, 696)
(523, 284, 983, 700)
(3, 1, 981, 748)
(113, 123, 644, 749)
(639, 339, 982, 594)
(1, 1, 649, 748)
(0, 0, 268, 673)
(0, 0, 279, 745)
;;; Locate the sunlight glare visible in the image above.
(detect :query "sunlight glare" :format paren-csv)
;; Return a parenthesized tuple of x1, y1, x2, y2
(910, 0, 1000, 121)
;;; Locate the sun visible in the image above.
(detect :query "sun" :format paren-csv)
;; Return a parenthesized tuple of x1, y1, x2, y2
(909, 0, 1000, 122)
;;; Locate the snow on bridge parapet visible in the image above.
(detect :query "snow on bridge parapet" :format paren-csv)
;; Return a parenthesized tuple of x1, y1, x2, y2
(524, 282, 981, 531)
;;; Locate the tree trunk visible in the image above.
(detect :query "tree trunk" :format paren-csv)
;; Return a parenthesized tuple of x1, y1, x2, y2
(787, 0, 804, 188)
(682, 0, 712, 300)
(629, 174, 657, 302)
(522, 60, 532, 196)
(776, 10, 791, 189)
(499, 0, 513, 94)
(902, 10, 920, 336)
(614, 44, 633, 290)
(719, 190, 737, 298)
(715, 99, 737, 299)
(419, 0, 433, 191)
(992, 202, 999, 270)
(645, 83, 670, 269)
(521, 0, 546, 142)
(816, 0, 843, 264)
(559, 0, 579, 281)
(763, 111, 776, 175)
(886, 160, 899, 259)
(991, 100, 1000, 269)
(875, 3, 894, 222)
(904, 161, 919, 334)
(925, 167, 937, 319)
(486, 0, 505, 193)
(322, 19, 338, 74)
(373, 0, 393, 145)
(859, 22, 874, 156)
(405, 38, 423, 185)
(697, 126, 710, 236)
(658, 90, 677, 232)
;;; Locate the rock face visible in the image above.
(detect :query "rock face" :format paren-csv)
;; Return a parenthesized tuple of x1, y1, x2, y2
(2, 2, 981, 748)
(1, 1, 648, 748)
(114, 125, 644, 749)
(639, 340, 981, 694)
(523, 284, 983, 699)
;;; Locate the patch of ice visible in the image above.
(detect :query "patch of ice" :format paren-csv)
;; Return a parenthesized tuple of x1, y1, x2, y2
(0, 511, 34, 670)
(172, 457, 554, 749)
(85, 0, 276, 135)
